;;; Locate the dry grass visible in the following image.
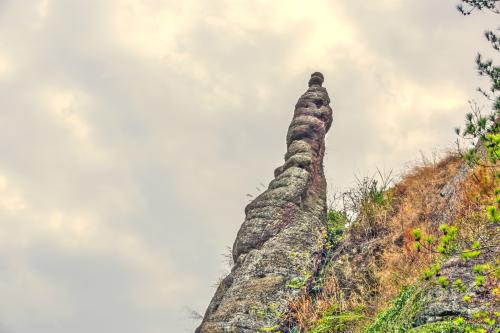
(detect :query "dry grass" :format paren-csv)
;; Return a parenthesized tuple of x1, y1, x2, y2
(454, 166, 497, 235)
(285, 270, 368, 333)
(375, 154, 463, 304)
(285, 153, 498, 332)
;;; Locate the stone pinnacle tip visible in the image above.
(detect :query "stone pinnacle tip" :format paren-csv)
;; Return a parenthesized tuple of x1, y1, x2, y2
(308, 72, 324, 87)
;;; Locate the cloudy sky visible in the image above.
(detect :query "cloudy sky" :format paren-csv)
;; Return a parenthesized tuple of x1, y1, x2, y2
(0, 0, 498, 332)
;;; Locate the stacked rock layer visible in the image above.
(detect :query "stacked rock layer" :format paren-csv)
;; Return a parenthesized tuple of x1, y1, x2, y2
(196, 72, 333, 333)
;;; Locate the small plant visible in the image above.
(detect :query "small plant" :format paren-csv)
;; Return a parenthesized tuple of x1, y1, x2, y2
(483, 316, 496, 326)
(462, 249, 481, 260)
(486, 205, 500, 223)
(475, 275, 485, 287)
(411, 228, 422, 241)
(411, 224, 460, 256)
(253, 303, 284, 332)
(286, 273, 311, 290)
(287, 277, 305, 289)
(453, 279, 467, 292)
(437, 224, 458, 255)
(456, 101, 499, 167)
(437, 276, 449, 288)
(424, 235, 435, 245)
(423, 264, 441, 280)
(473, 264, 490, 274)
(308, 304, 363, 333)
(338, 170, 393, 240)
(364, 286, 422, 333)
(454, 316, 465, 326)
(326, 209, 348, 245)
(258, 325, 281, 333)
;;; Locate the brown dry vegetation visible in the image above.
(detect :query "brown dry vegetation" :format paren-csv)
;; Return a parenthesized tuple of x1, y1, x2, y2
(285, 153, 498, 332)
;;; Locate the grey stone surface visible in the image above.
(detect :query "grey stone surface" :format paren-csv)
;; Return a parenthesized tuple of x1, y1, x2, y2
(196, 73, 333, 333)
(413, 252, 499, 327)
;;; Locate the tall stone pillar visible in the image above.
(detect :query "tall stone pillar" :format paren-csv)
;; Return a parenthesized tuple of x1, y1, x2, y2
(197, 72, 333, 333)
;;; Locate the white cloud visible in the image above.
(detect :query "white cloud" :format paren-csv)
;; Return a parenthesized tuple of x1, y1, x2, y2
(0, 53, 13, 79)
(112, 0, 197, 59)
(0, 174, 26, 212)
(375, 79, 466, 153)
(37, 0, 50, 18)
(0, 260, 73, 323)
(44, 88, 91, 141)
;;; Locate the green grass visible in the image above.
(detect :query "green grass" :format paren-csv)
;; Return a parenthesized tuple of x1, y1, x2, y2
(364, 286, 423, 333)
(308, 305, 364, 333)
(407, 321, 459, 333)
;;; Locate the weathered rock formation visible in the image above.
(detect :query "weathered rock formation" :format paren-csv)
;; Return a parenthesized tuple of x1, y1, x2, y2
(412, 251, 499, 328)
(196, 72, 333, 332)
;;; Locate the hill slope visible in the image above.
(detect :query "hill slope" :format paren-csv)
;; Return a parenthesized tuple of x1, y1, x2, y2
(286, 155, 499, 333)
(196, 73, 499, 333)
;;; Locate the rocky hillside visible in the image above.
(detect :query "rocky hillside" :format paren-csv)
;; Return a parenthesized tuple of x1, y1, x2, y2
(197, 73, 499, 333)
(285, 155, 499, 333)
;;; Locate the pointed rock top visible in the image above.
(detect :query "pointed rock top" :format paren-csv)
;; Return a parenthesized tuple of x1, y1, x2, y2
(308, 72, 324, 87)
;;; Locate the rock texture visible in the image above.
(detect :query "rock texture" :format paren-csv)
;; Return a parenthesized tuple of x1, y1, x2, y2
(196, 73, 333, 333)
(412, 252, 499, 328)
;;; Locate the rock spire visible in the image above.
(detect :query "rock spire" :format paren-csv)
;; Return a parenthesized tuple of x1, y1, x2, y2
(196, 73, 333, 333)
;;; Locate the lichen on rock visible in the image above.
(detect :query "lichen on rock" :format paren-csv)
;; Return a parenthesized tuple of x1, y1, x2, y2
(196, 72, 333, 333)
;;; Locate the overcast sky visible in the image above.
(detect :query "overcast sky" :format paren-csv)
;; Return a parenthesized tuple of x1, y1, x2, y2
(0, 1, 499, 332)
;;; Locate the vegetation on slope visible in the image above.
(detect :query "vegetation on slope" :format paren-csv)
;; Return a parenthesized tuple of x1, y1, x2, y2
(282, 90, 499, 331)
(281, 2, 500, 332)
(270, 2, 500, 332)
(281, 142, 499, 332)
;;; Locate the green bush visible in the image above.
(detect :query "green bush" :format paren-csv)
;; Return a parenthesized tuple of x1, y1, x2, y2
(364, 286, 423, 333)
(309, 305, 363, 333)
